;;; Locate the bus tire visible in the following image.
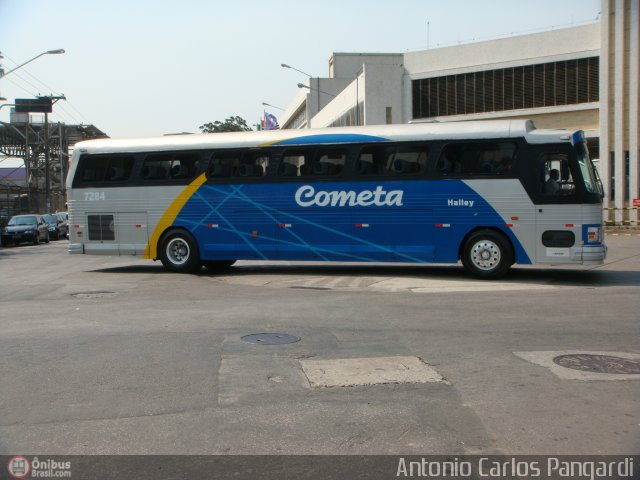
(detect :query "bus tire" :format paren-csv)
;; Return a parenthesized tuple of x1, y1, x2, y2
(462, 230, 513, 279)
(159, 229, 201, 273)
(203, 260, 236, 271)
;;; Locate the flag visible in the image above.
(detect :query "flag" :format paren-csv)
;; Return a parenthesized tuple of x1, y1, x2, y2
(264, 111, 279, 130)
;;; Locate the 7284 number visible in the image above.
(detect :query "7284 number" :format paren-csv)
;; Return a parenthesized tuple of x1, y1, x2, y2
(84, 191, 106, 201)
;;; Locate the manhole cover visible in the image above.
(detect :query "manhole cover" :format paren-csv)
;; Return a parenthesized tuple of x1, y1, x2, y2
(241, 333, 300, 345)
(552, 354, 640, 374)
(70, 291, 117, 299)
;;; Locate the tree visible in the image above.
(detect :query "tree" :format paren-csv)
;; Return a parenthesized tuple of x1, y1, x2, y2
(199, 116, 253, 133)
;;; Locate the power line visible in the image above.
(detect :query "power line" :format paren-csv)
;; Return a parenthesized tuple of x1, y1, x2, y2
(1, 51, 95, 126)
(1, 53, 62, 95)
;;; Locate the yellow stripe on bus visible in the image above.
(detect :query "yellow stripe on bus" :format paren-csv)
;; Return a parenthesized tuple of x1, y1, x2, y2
(144, 173, 208, 259)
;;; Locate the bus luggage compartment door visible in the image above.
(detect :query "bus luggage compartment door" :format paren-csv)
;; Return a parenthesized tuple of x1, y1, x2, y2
(116, 212, 149, 256)
(535, 205, 581, 263)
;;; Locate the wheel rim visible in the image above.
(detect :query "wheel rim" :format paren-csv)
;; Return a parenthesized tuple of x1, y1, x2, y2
(166, 237, 190, 265)
(470, 239, 501, 271)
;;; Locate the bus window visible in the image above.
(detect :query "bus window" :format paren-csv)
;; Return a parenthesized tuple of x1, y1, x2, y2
(355, 146, 388, 175)
(541, 155, 575, 195)
(387, 145, 429, 175)
(209, 151, 242, 178)
(438, 142, 516, 176)
(142, 153, 199, 181)
(77, 155, 135, 184)
(236, 150, 270, 177)
(279, 149, 314, 177)
(312, 149, 346, 176)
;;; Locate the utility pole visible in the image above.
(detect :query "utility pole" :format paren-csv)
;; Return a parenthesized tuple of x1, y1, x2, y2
(44, 111, 51, 212)
(25, 123, 30, 212)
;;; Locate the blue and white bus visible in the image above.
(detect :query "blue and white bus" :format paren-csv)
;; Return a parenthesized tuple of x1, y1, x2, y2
(66, 120, 606, 278)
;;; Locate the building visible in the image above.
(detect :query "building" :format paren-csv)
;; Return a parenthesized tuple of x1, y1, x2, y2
(279, 0, 639, 225)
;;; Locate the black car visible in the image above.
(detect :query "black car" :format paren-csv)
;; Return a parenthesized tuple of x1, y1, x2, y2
(56, 211, 69, 239)
(42, 213, 68, 240)
(1, 215, 50, 246)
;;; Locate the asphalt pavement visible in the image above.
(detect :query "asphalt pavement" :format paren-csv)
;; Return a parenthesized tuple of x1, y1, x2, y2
(0, 233, 638, 455)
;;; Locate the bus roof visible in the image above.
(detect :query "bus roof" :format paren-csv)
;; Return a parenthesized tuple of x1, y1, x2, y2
(73, 120, 578, 154)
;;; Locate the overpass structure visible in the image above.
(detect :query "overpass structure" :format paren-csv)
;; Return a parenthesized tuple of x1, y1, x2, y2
(0, 119, 107, 217)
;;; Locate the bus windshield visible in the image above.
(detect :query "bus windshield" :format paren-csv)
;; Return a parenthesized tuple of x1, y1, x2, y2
(574, 142, 603, 197)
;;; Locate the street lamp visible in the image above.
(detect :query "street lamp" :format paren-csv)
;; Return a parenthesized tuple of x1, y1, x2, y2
(262, 102, 284, 111)
(281, 63, 311, 78)
(297, 83, 336, 98)
(0, 49, 65, 78)
(0, 50, 65, 213)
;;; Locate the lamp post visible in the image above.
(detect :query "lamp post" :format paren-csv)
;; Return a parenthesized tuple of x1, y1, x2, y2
(0, 48, 65, 212)
(261, 102, 284, 111)
(297, 83, 336, 98)
(281, 63, 311, 78)
(0, 49, 65, 79)
(0, 49, 65, 103)
(283, 63, 320, 127)
(296, 84, 336, 129)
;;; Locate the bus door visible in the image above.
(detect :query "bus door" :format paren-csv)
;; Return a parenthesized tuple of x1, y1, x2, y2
(116, 212, 149, 255)
(535, 152, 582, 263)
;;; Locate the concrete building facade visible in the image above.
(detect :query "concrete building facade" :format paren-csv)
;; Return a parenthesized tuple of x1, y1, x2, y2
(279, 0, 639, 224)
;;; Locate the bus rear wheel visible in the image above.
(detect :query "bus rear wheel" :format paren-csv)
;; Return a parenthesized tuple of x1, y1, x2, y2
(462, 230, 513, 279)
(159, 230, 201, 273)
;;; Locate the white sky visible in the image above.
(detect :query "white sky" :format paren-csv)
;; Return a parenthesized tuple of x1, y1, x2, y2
(0, 0, 600, 142)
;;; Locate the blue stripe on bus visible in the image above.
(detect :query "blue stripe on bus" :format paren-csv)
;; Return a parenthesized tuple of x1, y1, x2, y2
(172, 180, 531, 264)
(271, 134, 390, 146)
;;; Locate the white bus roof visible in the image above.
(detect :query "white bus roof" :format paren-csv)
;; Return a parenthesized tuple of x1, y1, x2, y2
(74, 120, 577, 154)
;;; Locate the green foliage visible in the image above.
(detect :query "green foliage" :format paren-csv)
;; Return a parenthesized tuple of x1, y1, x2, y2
(199, 116, 253, 133)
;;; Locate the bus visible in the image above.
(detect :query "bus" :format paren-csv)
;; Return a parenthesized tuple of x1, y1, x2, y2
(66, 120, 606, 279)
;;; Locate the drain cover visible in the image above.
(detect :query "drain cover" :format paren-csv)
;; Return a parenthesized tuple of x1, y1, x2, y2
(241, 333, 300, 345)
(552, 354, 640, 375)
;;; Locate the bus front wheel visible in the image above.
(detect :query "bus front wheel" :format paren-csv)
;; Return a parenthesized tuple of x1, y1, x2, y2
(462, 230, 513, 279)
(159, 230, 201, 273)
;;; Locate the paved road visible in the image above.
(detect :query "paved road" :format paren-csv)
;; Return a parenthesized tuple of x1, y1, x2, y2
(0, 234, 638, 455)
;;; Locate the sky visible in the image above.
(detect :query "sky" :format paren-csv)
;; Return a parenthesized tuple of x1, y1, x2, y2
(0, 0, 600, 142)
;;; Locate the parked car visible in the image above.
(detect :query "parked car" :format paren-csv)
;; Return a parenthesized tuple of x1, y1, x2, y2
(1, 215, 49, 246)
(56, 211, 69, 238)
(42, 213, 68, 240)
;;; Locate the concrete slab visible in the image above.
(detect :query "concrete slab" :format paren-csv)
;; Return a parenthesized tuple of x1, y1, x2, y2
(215, 268, 558, 293)
(513, 351, 640, 381)
(300, 356, 445, 388)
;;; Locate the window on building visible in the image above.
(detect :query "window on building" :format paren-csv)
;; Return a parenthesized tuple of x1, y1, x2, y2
(412, 56, 599, 119)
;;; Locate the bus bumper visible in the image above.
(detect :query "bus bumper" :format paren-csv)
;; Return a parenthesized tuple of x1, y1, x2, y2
(68, 243, 85, 254)
(578, 244, 607, 264)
